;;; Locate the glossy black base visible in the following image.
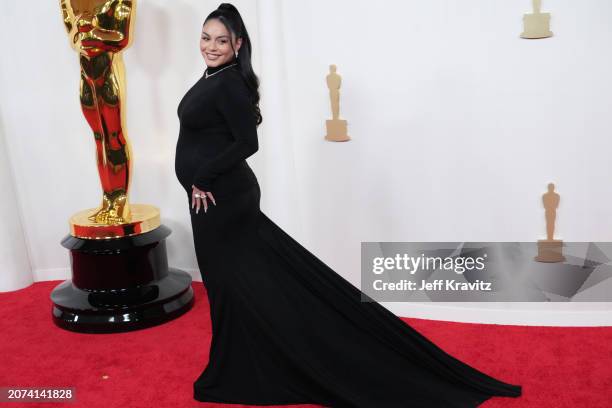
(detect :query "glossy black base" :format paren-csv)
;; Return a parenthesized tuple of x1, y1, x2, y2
(51, 224, 195, 333)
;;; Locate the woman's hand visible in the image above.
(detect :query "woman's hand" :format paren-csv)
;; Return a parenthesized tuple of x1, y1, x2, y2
(192, 185, 216, 214)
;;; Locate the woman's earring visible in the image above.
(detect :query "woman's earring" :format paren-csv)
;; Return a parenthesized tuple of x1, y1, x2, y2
(235, 51, 239, 59)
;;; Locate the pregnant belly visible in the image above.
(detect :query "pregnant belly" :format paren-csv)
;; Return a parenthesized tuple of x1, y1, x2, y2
(175, 132, 258, 195)
(174, 141, 198, 191)
(175, 153, 257, 196)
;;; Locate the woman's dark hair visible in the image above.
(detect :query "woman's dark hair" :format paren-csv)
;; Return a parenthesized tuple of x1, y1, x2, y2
(204, 3, 262, 126)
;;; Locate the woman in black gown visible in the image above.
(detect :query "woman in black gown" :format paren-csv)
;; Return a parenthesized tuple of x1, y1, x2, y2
(175, 3, 523, 407)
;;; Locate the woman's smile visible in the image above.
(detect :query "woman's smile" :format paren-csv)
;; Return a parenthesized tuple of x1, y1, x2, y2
(200, 18, 241, 67)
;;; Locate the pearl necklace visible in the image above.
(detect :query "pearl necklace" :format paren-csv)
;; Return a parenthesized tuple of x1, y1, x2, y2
(204, 63, 238, 79)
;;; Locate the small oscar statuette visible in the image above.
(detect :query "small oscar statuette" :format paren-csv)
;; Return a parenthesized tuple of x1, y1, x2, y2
(51, 0, 194, 333)
(535, 183, 566, 263)
(324, 64, 350, 142)
(520, 0, 553, 39)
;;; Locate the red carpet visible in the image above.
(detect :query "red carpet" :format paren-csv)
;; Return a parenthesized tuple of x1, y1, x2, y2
(0, 281, 610, 408)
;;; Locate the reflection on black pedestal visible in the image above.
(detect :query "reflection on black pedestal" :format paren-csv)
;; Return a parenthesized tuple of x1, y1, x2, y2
(51, 225, 194, 333)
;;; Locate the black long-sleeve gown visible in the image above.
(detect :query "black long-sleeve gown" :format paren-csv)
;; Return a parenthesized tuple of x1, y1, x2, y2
(175, 59, 522, 407)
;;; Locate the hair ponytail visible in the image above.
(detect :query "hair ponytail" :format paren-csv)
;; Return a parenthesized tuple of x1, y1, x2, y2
(205, 3, 262, 126)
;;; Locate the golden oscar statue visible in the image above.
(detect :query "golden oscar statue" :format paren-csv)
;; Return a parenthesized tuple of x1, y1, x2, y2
(325, 64, 350, 142)
(60, 0, 144, 234)
(51, 0, 193, 333)
(535, 183, 566, 263)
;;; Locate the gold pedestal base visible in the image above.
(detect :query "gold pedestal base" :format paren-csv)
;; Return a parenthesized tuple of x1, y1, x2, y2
(535, 239, 566, 263)
(69, 204, 161, 239)
(325, 119, 350, 142)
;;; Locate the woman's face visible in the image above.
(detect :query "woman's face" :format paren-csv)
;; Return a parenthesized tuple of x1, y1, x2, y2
(200, 18, 242, 67)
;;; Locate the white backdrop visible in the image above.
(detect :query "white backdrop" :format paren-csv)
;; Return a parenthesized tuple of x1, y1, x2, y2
(1, 0, 611, 325)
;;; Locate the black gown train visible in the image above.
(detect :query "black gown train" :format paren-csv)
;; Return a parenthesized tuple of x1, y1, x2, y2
(175, 59, 522, 407)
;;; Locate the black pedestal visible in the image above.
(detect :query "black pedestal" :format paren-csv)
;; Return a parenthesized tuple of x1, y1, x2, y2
(50, 224, 194, 333)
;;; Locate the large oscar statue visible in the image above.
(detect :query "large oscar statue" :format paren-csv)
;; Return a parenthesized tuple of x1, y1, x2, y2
(51, 0, 194, 333)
